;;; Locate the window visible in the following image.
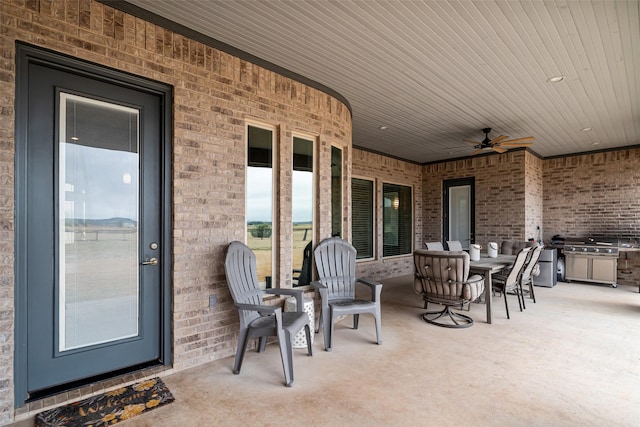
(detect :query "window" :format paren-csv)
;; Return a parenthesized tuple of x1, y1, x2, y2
(351, 177, 374, 259)
(383, 183, 412, 257)
(292, 135, 314, 286)
(331, 146, 343, 238)
(247, 124, 275, 288)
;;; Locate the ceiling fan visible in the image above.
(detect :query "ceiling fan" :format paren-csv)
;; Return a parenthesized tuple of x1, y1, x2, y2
(464, 128, 534, 155)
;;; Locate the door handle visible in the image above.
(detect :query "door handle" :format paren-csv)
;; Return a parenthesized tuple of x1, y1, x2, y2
(141, 257, 158, 266)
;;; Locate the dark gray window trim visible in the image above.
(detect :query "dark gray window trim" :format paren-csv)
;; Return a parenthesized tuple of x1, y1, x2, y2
(100, 1, 352, 116)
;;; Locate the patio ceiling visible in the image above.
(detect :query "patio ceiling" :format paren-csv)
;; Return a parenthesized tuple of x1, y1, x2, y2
(120, 0, 640, 164)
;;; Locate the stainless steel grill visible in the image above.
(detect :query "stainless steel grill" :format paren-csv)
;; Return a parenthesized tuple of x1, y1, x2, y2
(564, 237, 619, 287)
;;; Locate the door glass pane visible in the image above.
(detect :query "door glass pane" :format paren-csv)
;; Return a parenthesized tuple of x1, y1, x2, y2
(449, 186, 471, 250)
(59, 93, 139, 351)
(247, 125, 274, 288)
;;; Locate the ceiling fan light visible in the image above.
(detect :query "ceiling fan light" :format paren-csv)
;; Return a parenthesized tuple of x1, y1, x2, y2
(547, 75, 565, 83)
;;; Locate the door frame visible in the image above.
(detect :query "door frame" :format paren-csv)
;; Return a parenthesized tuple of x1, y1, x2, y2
(14, 43, 173, 405)
(443, 177, 475, 247)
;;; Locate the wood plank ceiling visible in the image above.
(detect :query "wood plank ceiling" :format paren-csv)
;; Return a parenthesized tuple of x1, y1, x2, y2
(123, 0, 640, 163)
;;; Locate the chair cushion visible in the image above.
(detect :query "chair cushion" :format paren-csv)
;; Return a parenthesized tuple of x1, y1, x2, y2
(500, 240, 537, 255)
(413, 250, 484, 305)
(463, 274, 485, 301)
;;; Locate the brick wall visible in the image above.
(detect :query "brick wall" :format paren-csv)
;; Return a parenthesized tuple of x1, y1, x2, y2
(0, 1, 350, 422)
(351, 149, 423, 279)
(0, 2, 17, 420)
(525, 153, 544, 241)
(543, 148, 640, 241)
(422, 150, 532, 248)
(543, 148, 640, 287)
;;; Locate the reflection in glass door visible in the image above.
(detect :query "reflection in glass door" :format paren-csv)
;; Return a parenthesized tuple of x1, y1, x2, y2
(59, 93, 140, 351)
(449, 186, 470, 249)
(444, 178, 475, 250)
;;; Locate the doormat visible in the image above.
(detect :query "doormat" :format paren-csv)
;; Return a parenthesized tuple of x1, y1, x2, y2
(35, 377, 174, 427)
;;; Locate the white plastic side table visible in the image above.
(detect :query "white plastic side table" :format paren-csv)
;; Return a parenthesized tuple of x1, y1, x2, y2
(284, 296, 314, 348)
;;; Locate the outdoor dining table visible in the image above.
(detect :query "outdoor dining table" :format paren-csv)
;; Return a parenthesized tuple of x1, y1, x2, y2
(469, 254, 516, 324)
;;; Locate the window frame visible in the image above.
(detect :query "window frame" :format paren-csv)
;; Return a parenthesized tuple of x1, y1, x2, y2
(382, 181, 414, 258)
(351, 175, 376, 262)
(291, 131, 317, 288)
(245, 121, 278, 289)
(330, 145, 343, 238)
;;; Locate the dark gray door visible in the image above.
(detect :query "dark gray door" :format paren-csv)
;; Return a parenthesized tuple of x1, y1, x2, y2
(18, 54, 166, 398)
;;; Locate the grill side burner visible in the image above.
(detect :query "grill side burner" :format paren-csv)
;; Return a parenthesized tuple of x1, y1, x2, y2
(564, 237, 619, 287)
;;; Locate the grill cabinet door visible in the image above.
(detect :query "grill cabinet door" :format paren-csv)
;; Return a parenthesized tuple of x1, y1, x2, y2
(566, 255, 589, 281)
(591, 257, 617, 283)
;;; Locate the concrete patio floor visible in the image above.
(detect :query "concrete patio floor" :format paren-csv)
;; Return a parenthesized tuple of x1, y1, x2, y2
(13, 276, 640, 426)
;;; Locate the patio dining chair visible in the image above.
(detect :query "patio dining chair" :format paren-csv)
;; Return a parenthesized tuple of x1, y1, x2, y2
(425, 242, 444, 250)
(519, 245, 543, 306)
(292, 240, 313, 286)
(224, 241, 312, 387)
(413, 250, 485, 328)
(312, 237, 382, 351)
(491, 246, 532, 319)
(446, 240, 463, 251)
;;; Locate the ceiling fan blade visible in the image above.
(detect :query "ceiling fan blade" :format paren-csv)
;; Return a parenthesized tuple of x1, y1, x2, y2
(501, 136, 535, 144)
(499, 142, 532, 148)
(492, 146, 507, 153)
(471, 148, 484, 155)
(489, 135, 509, 145)
(463, 139, 481, 145)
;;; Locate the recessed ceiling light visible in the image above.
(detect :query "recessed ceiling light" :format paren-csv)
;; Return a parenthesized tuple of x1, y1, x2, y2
(379, 125, 389, 130)
(581, 127, 593, 132)
(592, 142, 600, 146)
(547, 75, 565, 83)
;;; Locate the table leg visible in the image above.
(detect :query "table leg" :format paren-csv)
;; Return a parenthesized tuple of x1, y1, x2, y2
(485, 271, 492, 324)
